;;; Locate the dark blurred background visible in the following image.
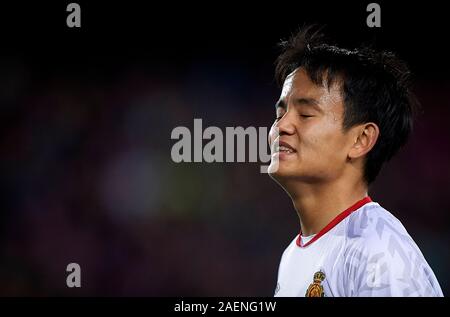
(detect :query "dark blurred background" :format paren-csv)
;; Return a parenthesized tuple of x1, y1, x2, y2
(0, 1, 449, 296)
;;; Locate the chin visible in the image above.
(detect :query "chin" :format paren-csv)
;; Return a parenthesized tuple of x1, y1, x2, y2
(268, 162, 296, 180)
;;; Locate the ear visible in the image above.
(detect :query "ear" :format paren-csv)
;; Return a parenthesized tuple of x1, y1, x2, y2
(348, 122, 380, 160)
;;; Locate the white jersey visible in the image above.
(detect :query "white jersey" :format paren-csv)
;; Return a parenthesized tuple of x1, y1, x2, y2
(274, 197, 443, 297)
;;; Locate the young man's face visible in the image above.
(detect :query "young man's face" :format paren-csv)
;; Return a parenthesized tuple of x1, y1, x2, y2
(268, 68, 354, 184)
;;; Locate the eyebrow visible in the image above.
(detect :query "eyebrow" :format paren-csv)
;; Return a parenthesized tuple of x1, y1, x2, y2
(275, 97, 322, 111)
(275, 99, 286, 109)
(295, 97, 320, 107)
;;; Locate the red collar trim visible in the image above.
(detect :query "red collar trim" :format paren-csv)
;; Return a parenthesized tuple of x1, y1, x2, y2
(296, 196, 372, 248)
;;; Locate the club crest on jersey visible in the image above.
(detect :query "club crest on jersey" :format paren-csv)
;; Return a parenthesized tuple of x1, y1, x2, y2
(305, 271, 326, 297)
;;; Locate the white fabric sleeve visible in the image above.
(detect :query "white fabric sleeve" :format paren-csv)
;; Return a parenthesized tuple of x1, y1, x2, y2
(345, 229, 443, 297)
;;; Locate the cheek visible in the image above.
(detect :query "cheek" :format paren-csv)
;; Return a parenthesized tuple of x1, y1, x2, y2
(315, 133, 348, 162)
(305, 127, 343, 157)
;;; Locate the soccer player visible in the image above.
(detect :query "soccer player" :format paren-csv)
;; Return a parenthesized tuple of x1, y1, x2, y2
(268, 26, 443, 297)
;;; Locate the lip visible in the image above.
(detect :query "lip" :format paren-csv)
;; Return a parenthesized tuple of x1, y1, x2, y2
(278, 141, 296, 152)
(271, 139, 297, 159)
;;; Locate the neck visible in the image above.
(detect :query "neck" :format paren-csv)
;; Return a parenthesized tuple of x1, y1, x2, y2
(285, 177, 368, 236)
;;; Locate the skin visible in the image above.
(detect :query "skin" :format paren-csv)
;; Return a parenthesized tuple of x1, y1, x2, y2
(268, 67, 380, 236)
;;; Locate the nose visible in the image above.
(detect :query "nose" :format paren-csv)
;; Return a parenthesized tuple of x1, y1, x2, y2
(275, 111, 296, 136)
(268, 110, 296, 147)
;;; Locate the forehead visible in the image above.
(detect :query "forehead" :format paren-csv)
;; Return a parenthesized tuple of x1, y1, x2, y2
(280, 68, 343, 106)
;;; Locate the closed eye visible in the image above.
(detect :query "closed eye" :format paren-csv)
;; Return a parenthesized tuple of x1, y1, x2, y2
(300, 115, 314, 118)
